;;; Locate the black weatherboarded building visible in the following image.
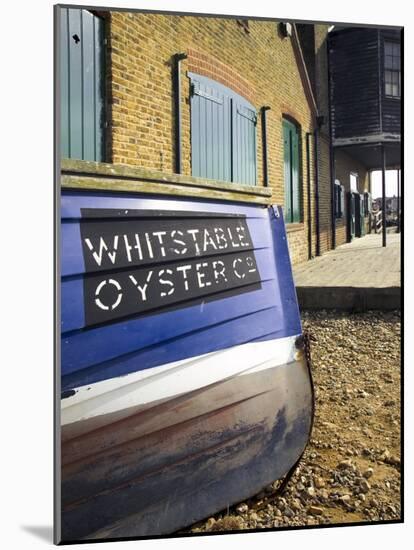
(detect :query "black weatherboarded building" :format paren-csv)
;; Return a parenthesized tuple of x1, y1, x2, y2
(328, 26, 402, 245)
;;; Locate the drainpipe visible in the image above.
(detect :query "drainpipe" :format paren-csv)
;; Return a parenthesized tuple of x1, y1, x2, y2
(313, 127, 321, 256)
(173, 53, 187, 174)
(306, 132, 313, 259)
(261, 106, 271, 187)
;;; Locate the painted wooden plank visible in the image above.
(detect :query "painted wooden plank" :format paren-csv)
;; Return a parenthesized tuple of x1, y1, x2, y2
(233, 99, 240, 183)
(61, 158, 271, 196)
(60, 8, 70, 158)
(81, 10, 95, 161)
(61, 174, 272, 204)
(191, 76, 232, 182)
(60, 191, 271, 220)
(94, 14, 105, 161)
(213, 88, 220, 180)
(191, 93, 200, 176)
(68, 9, 83, 159)
(232, 100, 257, 186)
(200, 82, 208, 178)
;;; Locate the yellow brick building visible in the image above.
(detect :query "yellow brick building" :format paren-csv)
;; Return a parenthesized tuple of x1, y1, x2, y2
(59, 8, 372, 265)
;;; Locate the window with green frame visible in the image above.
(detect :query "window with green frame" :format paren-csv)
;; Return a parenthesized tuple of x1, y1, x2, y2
(283, 118, 302, 223)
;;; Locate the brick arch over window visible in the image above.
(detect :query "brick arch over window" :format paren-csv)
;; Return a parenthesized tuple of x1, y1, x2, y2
(187, 49, 256, 105)
(281, 109, 304, 130)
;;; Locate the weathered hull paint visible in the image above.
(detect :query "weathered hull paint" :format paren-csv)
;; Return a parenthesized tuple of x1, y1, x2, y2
(61, 354, 312, 540)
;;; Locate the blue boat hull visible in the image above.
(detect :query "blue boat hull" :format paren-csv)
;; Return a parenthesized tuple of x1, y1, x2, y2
(59, 190, 313, 541)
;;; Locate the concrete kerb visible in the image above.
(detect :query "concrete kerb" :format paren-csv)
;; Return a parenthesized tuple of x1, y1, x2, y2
(296, 286, 401, 311)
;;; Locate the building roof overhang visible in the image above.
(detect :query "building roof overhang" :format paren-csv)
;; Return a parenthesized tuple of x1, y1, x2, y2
(333, 139, 401, 170)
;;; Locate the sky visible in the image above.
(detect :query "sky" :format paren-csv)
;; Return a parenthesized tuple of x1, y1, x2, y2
(370, 169, 401, 199)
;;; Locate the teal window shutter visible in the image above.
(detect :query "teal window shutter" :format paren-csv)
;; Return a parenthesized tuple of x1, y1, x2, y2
(189, 73, 256, 185)
(233, 102, 257, 185)
(60, 8, 106, 161)
(190, 78, 231, 182)
(283, 118, 301, 223)
(283, 122, 292, 222)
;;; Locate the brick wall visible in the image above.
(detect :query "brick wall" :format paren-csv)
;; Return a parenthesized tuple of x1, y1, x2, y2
(306, 25, 333, 259)
(106, 12, 319, 265)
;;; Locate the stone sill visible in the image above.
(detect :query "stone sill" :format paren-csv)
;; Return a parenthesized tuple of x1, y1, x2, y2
(60, 159, 272, 206)
(286, 222, 304, 233)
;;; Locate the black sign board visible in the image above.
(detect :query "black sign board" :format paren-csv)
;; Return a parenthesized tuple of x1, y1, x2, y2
(80, 209, 261, 326)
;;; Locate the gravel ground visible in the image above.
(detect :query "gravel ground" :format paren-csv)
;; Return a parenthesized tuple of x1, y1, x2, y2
(184, 310, 401, 533)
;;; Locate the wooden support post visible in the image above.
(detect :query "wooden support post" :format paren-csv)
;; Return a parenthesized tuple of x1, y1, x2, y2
(397, 168, 400, 234)
(381, 144, 386, 247)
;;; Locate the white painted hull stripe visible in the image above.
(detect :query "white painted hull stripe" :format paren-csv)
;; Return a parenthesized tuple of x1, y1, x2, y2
(61, 334, 300, 426)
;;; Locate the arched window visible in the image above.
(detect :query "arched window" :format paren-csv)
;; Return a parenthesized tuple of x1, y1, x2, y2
(282, 117, 302, 223)
(189, 73, 257, 185)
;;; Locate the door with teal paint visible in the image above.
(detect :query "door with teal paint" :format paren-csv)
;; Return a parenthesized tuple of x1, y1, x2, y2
(347, 191, 356, 241)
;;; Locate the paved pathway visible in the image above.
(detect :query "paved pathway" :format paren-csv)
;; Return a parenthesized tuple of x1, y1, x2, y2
(293, 232, 401, 310)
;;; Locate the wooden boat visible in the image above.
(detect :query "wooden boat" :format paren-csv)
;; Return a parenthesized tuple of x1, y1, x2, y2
(60, 190, 313, 541)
